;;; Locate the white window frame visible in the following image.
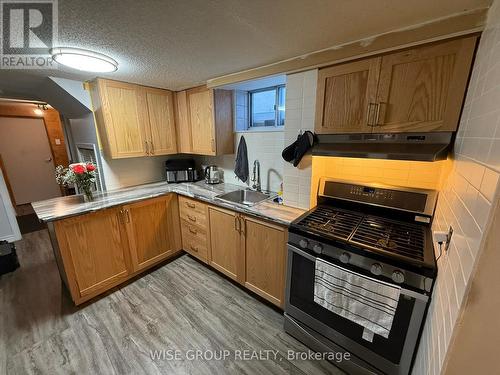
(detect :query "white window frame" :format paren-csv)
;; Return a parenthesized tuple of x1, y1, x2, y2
(248, 84, 285, 130)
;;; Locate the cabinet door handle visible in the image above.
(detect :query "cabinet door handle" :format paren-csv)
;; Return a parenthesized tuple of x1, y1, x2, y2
(125, 209, 130, 223)
(190, 245, 199, 253)
(375, 102, 385, 126)
(145, 140, 150, 155)
(188, 227, 197, 235)
(118, 209, 124, 224)
(240, 216, 246, 236)
(211, 139, 215, 153)
(186, 202, 196, 208)
(366, 103, 376, 126)
(150, 141, 155, 155)
(187, 214, 197, 222)
(234, 215, 240, 233)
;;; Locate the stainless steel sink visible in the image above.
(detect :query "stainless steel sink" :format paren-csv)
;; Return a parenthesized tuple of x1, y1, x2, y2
(215, 189, 271, 206)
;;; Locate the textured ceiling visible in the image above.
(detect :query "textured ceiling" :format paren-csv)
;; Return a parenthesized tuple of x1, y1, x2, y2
(0, 0, 492, 93)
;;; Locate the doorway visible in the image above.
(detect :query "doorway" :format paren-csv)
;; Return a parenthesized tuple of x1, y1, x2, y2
(0, 116, 61, 205)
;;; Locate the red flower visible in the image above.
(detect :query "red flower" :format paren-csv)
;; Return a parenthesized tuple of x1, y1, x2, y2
(72, 165, 85, 174)
(86, 164, 96, 172)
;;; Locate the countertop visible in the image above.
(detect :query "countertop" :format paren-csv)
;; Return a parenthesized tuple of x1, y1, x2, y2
(32, 181, 306, 226)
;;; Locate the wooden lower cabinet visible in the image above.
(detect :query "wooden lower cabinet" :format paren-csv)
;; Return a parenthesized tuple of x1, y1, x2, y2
(243, 216, 287, 307)
(207, 206, 287, 307)
(179, 196, 210, 262)
(208, 206, 242, 282)
(53, 194, 181, 305)
(123, 194, 182, 272)
(54, 207, 131, 303)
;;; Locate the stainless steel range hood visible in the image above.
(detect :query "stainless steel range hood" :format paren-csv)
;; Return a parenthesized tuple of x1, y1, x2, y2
(312, 132, 453, 161)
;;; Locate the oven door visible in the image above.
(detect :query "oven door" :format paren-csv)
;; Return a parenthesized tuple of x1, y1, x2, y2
(285, 244, 429, 375)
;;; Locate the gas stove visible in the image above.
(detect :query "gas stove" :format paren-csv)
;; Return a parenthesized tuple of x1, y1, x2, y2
(289, 179, 438, 287)
(284, 179, 439, 375)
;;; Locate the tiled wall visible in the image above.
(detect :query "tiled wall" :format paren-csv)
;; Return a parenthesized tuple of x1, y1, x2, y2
(200, 131, 284, 192)
(282, 70, 318, 209)
(310, 156, 448, 206)
(413, 2, 500, 374)
(234, 90, 249, 131)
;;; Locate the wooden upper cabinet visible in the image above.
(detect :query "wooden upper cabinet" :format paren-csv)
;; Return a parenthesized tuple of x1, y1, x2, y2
(145, 88, 178, 156)
(315, 36, 477, 134)
(123, 194, 181, 272)
(88, 79, 177, 159)
(187, 86, 215, 155)
(91, 79, 149, 158)
(183, 86, 234, 156)
(315, 57, 381, 134)
(54, 207, 131, 300)
(174, 90, 192, 153)
(375, 37, 476, 132)
(243, 216, 287, 307)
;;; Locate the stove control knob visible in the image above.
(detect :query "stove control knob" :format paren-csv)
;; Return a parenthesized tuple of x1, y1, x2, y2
(312, 244, 323, 254)
(339, 252, 350, 264)
(371, 263, 383, 276)
(299, 239, 309, 249)
(392, 270, 405, 284)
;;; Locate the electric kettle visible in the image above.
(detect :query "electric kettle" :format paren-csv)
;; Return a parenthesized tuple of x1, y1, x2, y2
(204, 165, 220, 184)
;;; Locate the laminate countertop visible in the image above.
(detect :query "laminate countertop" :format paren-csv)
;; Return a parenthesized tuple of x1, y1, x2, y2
(32, 181, 306, 226)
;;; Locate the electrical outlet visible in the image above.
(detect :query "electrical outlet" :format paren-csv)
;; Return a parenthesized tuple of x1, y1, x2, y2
(433, 231, 448, 243)
(433, 226, 453, 252)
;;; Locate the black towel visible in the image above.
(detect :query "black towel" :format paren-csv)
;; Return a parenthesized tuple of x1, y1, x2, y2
(282, 131, 315, 167)
(234, 135, 249, 182)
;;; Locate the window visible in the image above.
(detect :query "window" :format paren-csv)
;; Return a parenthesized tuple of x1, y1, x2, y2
(249, 85, 285, 128)
(76, 143, 105, 192)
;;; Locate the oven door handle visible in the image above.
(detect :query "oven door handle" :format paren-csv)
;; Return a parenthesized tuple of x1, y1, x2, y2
(287, 244, 429, 303)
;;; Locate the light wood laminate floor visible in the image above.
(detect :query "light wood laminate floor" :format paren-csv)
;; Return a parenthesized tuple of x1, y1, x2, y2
(0, 230, 343, 375)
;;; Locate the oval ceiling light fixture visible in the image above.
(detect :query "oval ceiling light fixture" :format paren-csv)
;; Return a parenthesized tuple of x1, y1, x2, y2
(49, 47, 118, 73)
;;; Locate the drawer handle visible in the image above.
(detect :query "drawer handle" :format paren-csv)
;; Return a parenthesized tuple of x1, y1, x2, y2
(187, 214, 197, 222)
(190, 245, 199, 252)
(186, 202, 196, 208)
(188, 227, 198, 235)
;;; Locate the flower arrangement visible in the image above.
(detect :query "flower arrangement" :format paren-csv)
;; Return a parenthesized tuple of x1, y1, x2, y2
(55, 163, 97, 202)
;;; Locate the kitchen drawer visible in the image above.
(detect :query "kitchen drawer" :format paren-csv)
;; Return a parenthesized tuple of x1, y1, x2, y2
(179, 197, 208, 228)
(181, 219, 207, 243)
(181, 226, 209, 262)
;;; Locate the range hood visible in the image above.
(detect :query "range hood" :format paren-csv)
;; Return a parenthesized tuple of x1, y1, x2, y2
(312, 132, 453, 162)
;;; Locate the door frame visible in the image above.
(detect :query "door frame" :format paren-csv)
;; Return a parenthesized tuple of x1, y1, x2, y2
(0, 102, 69, 203)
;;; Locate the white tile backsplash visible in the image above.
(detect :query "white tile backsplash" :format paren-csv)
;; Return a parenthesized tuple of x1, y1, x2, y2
(413, 1, 500, 373)
(282, 69, 318, 209)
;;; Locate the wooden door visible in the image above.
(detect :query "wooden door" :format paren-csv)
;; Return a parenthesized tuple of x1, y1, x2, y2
(187, 86, 216, 155)
(98, 79, 149, 158)
(208, 206, 241, 281)
(315, 57, 381, 134)
(145, 88, 178, 155)
(54, 207, 131, 300)
(124, 194, 181, 272)
(174, 90, 192, 153)
(374, 37, 476, 132)
(243, 216, 287, 307)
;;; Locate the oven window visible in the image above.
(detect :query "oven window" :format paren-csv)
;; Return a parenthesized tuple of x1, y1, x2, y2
(289, 251, 415, 364)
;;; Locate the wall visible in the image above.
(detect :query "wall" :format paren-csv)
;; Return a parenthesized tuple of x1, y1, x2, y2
(66, 110, 173, 191)
(200, 131, 284, 192)
(282, 70, 317, 209)
(0, 169, 21, 242)
(441, 197, 500, 375)
(311, 156, 448, 206)
(412, 2, 500, 373)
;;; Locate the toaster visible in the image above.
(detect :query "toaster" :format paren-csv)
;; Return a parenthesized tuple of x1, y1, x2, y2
(165, 158, 199, 183)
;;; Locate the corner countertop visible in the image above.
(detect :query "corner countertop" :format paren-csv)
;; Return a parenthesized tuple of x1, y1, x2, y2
(32, 180, 306, 226)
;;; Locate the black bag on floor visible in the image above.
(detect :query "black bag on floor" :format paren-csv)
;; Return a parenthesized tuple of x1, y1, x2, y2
(0, 240, 20, 275)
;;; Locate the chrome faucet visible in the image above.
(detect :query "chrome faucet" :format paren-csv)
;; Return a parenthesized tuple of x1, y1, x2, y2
(251, 160, 261, 192)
